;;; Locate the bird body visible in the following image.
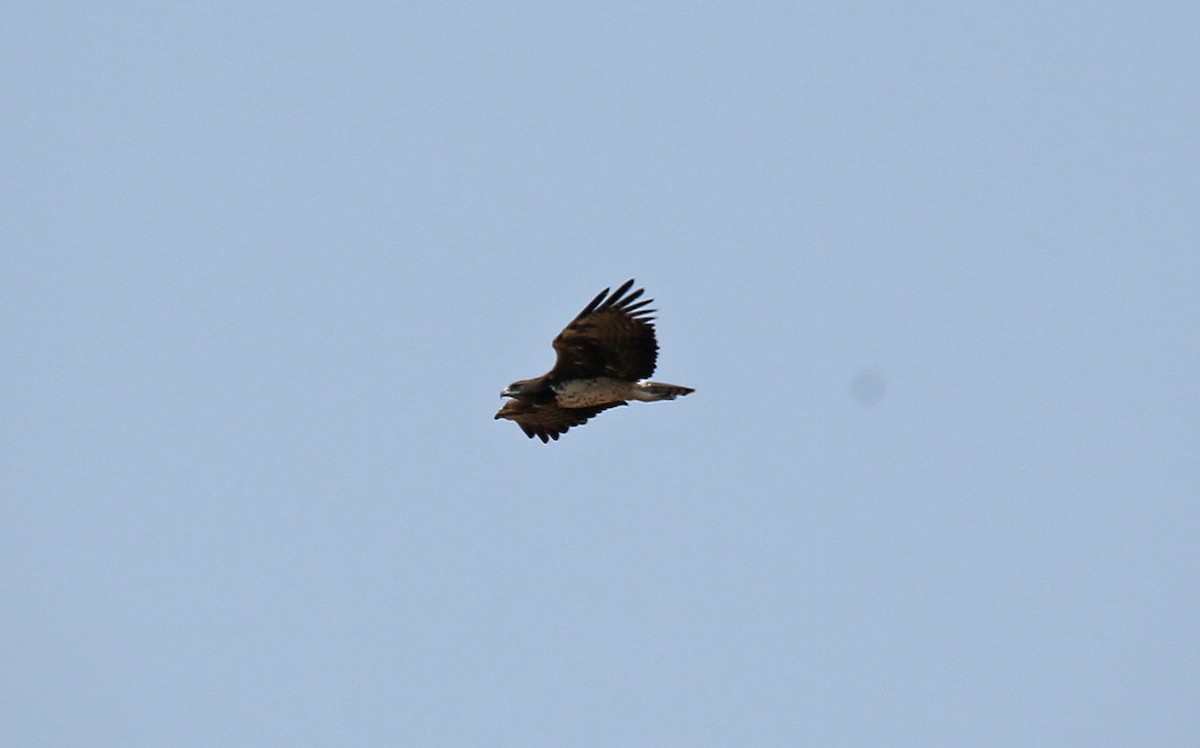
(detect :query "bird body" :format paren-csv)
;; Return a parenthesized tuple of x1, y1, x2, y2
(495, 279, 693, 442)
(550, 377, 693, 407)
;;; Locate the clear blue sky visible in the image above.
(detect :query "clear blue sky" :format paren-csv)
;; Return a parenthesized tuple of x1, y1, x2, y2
(4, 3, 1198, 745)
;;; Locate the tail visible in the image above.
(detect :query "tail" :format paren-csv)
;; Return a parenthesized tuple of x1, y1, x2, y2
(634, 381, 695, 402)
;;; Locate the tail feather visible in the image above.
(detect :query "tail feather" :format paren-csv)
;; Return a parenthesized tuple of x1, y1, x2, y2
(636, 381, 695, 401)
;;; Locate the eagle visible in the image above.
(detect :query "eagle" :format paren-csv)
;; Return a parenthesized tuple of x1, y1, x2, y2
(495, 279, 694, 442)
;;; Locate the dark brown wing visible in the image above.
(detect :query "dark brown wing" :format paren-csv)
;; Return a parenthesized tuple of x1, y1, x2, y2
(496, 399, 626, 443)
(549, 279, 658, 381)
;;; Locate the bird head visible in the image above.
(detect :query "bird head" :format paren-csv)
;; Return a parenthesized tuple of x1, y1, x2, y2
(500, 378, 537, 398)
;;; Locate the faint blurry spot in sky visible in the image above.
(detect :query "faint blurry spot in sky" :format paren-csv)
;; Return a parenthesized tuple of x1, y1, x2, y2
(850, 369, 886, 405)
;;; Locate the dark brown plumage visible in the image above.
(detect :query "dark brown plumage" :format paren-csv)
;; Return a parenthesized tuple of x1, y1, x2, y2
(495, 279, 693, 442)
(550, 278, 658, 381)
(494, 399, 626, 442)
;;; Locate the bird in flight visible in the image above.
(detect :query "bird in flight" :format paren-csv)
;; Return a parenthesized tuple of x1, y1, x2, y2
(495, 279, 694, 442)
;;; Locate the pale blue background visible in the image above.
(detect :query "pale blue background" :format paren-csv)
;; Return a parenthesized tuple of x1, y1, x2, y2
(3, 3, 1198, 745)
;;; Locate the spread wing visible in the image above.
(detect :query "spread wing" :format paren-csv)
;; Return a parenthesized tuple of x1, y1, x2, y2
(496, 399, 626, 443)
(549, 279, 658, 381)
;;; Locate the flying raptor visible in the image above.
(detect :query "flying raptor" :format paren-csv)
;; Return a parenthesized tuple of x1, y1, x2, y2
(495, 279, 694, 442)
